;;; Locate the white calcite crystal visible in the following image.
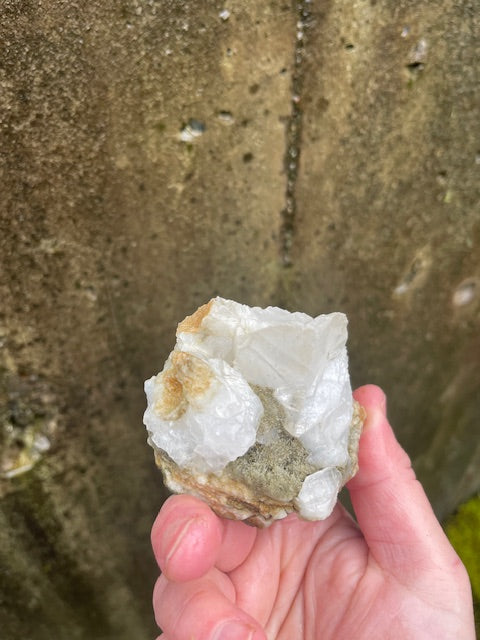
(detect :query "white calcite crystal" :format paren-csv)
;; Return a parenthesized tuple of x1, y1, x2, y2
(143, 298, 365, 527)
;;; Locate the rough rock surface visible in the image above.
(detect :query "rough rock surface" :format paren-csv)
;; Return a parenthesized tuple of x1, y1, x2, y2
(144, 299, 365, 526)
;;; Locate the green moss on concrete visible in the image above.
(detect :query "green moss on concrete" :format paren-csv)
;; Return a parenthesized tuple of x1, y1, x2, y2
(445, 494, 480, 633)
(445, 494, 480, 599)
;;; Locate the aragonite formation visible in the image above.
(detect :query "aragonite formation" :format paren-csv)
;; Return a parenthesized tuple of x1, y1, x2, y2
(143, 298, 365, 527)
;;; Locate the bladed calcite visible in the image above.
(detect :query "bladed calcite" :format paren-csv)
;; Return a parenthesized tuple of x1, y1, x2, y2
(143, 298, 365, 527)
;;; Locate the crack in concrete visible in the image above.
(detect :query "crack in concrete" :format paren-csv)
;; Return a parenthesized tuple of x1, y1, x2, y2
(280, 0, 312, 268)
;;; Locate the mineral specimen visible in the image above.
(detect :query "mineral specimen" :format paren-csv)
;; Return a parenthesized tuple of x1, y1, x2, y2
(143, 298, 365, 527)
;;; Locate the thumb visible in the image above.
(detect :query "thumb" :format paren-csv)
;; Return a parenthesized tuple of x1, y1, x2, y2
(347, 385, 455, 574)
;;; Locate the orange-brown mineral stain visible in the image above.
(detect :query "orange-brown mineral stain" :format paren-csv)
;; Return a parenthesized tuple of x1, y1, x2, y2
(177, 299, 214, 334)
(154, 351, 214, 420)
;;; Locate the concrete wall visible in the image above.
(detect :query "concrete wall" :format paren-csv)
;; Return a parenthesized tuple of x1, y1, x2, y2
(1, 1, 478, 637)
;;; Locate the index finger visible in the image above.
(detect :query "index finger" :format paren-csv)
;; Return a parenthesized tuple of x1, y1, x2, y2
(151, 494, 257, 581)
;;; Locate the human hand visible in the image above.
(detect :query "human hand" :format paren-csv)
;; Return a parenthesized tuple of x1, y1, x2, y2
(151, 385, 475, 639)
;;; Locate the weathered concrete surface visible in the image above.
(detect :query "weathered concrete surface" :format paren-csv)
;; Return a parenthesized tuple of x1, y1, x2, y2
(289, 0, 480, 520)
(0, 0, 479, 638)
(0, 2, 294, 638)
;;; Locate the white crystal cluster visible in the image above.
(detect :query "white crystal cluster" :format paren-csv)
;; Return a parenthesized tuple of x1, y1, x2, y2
(144, 354, 262, 473)
(144, 298, 357, 522)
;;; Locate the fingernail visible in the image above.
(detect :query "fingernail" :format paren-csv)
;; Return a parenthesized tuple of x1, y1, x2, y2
(363, 406, 385, 433)
(212, 620, 258, 640)
(163, 517, 195, 565)
(379, 391, 387, 414)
